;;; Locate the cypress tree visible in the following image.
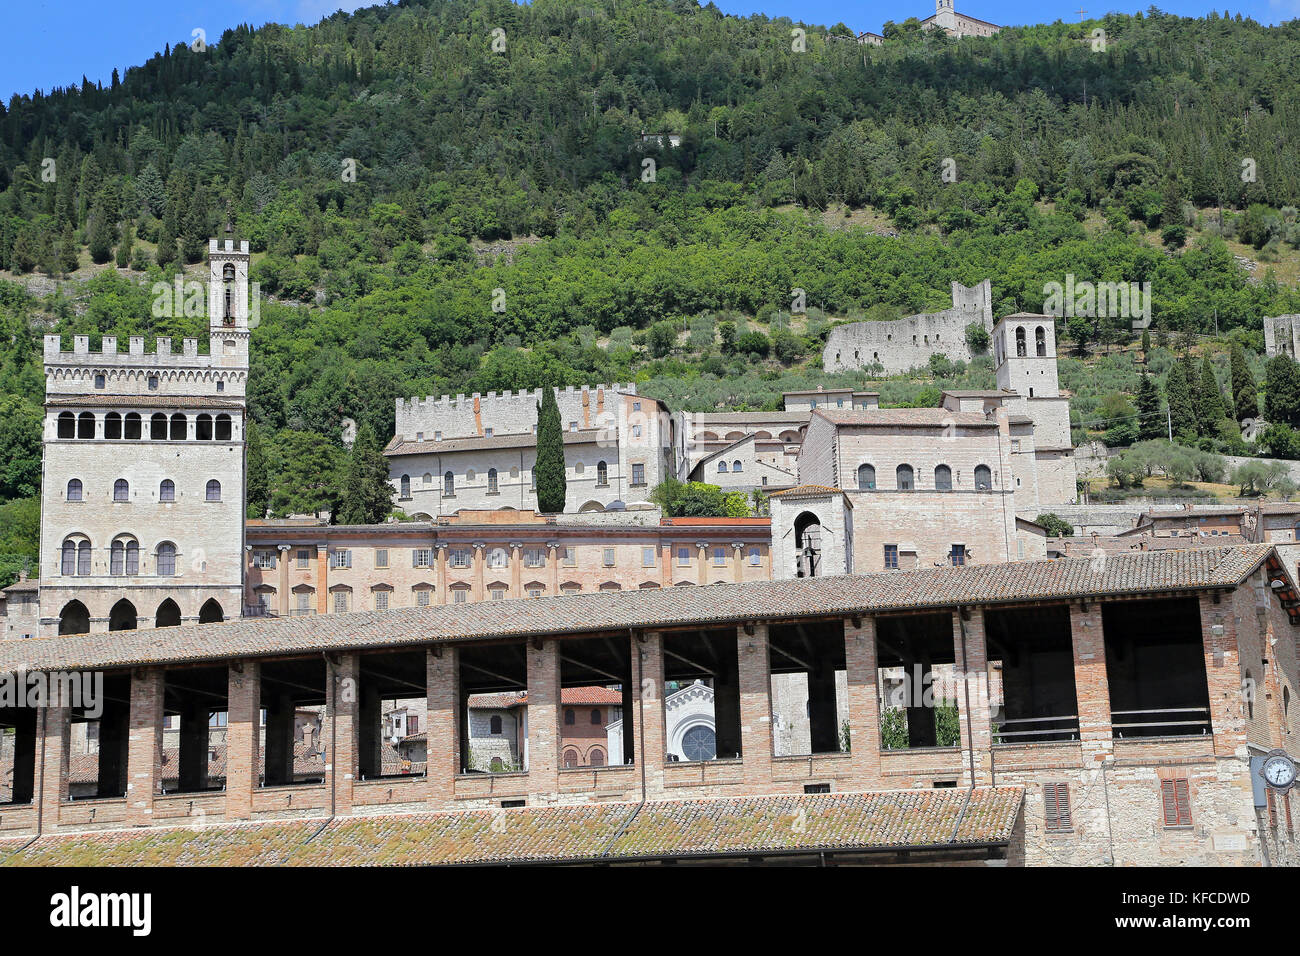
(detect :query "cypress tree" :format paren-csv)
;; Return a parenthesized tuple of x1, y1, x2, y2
(534, 387, 566, 514)
(335, 424, 392, 525)
(1166, 362, 1197, 441)
(87, 204, 114, 264)
(155, 232, 177, 267)
(1137, 370, 1163, 440)
(115, 222, 134, 268)
(245, 421, 269, 520)
(1197, 356, 1227, 429)
(59, 223, 78, 272)
(1230, 342, 1259, 423)
(1265, 354, 1300, 427)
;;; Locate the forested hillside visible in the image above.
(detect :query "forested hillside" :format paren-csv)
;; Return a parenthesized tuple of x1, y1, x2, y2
(3, 0, 1300, 576)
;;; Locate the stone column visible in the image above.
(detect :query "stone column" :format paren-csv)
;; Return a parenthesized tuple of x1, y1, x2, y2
(953, 608, 992, 786)
(125, 668, 163, 825)
(472, 542, 486, 602)
(510, 542, 523, 598)
(844, 617, 881, 786)
(526, 638, 560, 802)
(696, 541, 708, 585)
(1069, 601, 1112, 765)
(738, 624, 773, 785)
(436, 543, 448, 606)
(226, 661, 260, 821)
(633, 631, 666, 797)
(38, 706, 70, 828)
(277, 545, 290, 616)
(731, 541, 744, 582)
(316, 543, 330, 615)
(427, 647, 459, 809)
(548, 541, 560, 595)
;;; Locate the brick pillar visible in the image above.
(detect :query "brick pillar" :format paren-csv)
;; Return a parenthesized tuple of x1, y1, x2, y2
(661, 542, 672, 587)
(1069, 601, 1112, 765)
(226, 662, 260, 820)
(737, 624, 773, 785)
(264, 690, 295, 787)
(277, 545, 290, 616)
(178, 698, 209, 793)
(526, 638, 560, 802)
(953, 608, 992, 786)
(10, 707, 37, 805)
(316, 543, 330, 615)
(427, 647, 459, 809)
(633, 631, 666, 797)
(844, 617, 881, 786)
(38, 706, 70, 829)
(1200, 592, 1249, 760)
(330, 655, 357, 816)
(125, 668, 163, 825)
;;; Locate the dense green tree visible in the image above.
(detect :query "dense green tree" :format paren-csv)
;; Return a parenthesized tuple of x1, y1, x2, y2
(1165, 362, 1197, 440)
(334, 424, 392, 524)
(1265, 354, 1300, 427)
(1230, 342, 1260, 423)
(245, 420, 269, 519)
(87, 204, 114, 264)
(0, 396, 42, 499)
(534, 386, 566, 513)
(266, 429, 343, 518)
(1196, 357, 1227, 430)
(1136, 371, 1163, 440)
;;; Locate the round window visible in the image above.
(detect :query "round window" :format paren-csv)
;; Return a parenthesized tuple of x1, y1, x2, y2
(681, 725, 716, 762)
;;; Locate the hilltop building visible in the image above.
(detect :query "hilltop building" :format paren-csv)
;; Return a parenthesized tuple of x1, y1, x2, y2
(921, 0, 1001, 37)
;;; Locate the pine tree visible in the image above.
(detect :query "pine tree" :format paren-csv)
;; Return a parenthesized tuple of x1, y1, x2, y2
(1166, 362, 1197, 441)
(136, 162, 164, 219)
(115, 222, 134, 268)
(86, 204, 114, 264)
(1137, 370, 1163, 440)
(1230, 342, 1259, 423)
(1265, 354, 1300, 427)
(534, 387, 567, 513)
(335, 424, 393, 524)
(58, 223, 78, 272)
(155, 232, 177, 267)
(182, 186, 209, 263)
(245, 421, 269, 520)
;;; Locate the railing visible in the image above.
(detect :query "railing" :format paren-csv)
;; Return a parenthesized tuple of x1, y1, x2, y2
(1111, 707, 1211, 738)
(992, 714, 1080, 744)
(286, 608, 316, 617)
(242, 605, 275, 618)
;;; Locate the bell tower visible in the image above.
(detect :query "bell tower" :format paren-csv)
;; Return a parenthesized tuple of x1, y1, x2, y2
(935, 0, 957, 32)
(208, 238, 251, 369)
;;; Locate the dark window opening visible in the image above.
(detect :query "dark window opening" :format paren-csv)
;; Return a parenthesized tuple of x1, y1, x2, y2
(663, 628, 741, 761)
(1104, 598, 1211, 738)
(259, 658, 328, 788)
(875, 612, 960, 750)
(985, 605, 1080, 744)
(769, 620, 847, 756)
(353, 650, 428, 781)
(161, 665, 228, 795)
(458, 641, 527, 774)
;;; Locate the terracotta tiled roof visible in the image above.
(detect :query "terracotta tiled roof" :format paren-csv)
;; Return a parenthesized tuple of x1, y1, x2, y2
(767, 483, 844, 499)
(0, 787, 1023, 866)
(1, 546, 1282, 674)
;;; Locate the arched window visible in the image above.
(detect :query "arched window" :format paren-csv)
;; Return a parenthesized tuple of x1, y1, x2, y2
(589, 748, 605, 767)
(718, 461, 728, 473)
(444, 471, 454, 495)
(488, 468, 498, 493)
(206, 479, 221, 502)
(195, 414, 213, 441)
(591, 708, 602, 725)
(61, 537, 91, 576)
(1035, 326, 1046, 357)
(104, 412, 122, 440)
(160, 479, 175, 502)
(562, 748, 579, 768)
(58, 600, 90, 636)
(597, 460, 608, 485)
(896, 464, 914, 491)
(169, 414, 186, 441)
(423, 472, 433, 486)
(198, 599, 223, 623)
(858, 464, 876, 490)
(110, 537, 139, 576)
(733, 460, 743, 472)
(489, 715, 503, 735)
(57, 412, 75, 439)
(66, 479, 82, 502)
(113, 478, 129, 501)
(215, 414, 232, 441)
(77, 412, 95, 439)
(123, 412, 141, 440)
(109, 599, 137, 632)
(400, 474, 411, 498)
(223, 262, 236, 321)
(1015, 327, 1026, 357)
(564, 708, 576, 725)
(935, 464, 953, 491)
(156, 542, 177, 577)
(150, 413, 167, 440)
(975, 465, 992, 490)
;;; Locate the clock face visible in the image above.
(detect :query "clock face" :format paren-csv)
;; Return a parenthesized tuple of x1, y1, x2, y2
(1263, 756, 1297, 788)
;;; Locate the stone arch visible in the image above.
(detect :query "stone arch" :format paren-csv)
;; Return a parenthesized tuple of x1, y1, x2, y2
(155, 598, 182, 628)
(579, 500, 605, 513)
(58, 600, 90, 636)
(198, 599, 224, 624)
(109, 598, 138, 631)
(794, 511, 824, 578)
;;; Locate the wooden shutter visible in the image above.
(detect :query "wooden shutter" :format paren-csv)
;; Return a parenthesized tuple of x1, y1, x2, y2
(1044, 782, 1071, 832)
(1162, 778, 1192, 827)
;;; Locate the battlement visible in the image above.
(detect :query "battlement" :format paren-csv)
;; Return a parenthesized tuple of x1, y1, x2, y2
(394, 383, 639, 442)
(397, 383, 638, 412)
(209, 238, 251, 256)
(44, 334, 216, 362)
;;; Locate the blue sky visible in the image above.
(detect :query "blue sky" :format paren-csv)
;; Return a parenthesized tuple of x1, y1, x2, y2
(2, 0, 1297, 102)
